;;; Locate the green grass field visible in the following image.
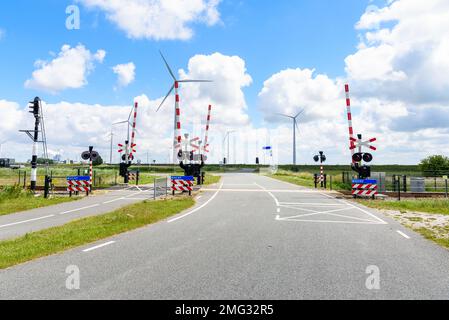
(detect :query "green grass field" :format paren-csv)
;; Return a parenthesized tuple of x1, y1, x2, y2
(269, 170, 352, 191)
(0, 197, 195, 269)
(203, 174, 221, 186)
(0, 185, 78, 216)
(270, 171, 316, 188)
(361, 199, 449, 215)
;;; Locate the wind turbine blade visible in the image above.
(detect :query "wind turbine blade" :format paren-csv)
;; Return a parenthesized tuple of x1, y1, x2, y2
(156, 84, 175, 112)
(295, 121, 300, 135)
(294, 109, 305, 119)
(159, 50, 177, 81)
(113, 120, 129, 125)
(275, 113, 293, 119)
(128, 105, 134, 121)
(178, 80, 213, 83)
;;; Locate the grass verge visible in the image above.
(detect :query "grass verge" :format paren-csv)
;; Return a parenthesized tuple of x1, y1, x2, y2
(269, 171, 316, 188)
(203, 174, 221, 186)
(0, 197, 195, 269)
(361, 198, 449, 250)
(0, 185, 78, 216)
(361, 199, 449, 215)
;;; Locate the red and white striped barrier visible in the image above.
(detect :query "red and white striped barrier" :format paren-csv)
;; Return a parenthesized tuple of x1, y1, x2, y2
(171, 179, 193, 192)
(203, 104, 212, 153)
(67, 180, 91, 193)
(352, 181, 378, 197)
(345, 84, 356, 162)
(174, 82, 182, 150)
(129, 102, 139, 159)
(128, 172, 138, 181)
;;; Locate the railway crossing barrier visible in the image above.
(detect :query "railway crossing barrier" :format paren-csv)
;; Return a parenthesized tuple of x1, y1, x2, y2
(314, 174, 327, 189)
(128, 171, 140, 185)
(171, 176, 194, 196)
(352, 179, 378, 198)
(67, 176, 91, 196)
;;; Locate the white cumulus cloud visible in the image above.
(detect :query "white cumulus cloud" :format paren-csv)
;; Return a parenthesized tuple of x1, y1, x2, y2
(25, 44, 106, 94)
(258, 68, 342, 123)
(78, 0, 221, 40)
(178, 52, 253, 129)
(112, 62, 136, 87)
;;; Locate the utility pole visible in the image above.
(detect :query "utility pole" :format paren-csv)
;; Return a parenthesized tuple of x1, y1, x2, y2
(109, 130, 114, 165)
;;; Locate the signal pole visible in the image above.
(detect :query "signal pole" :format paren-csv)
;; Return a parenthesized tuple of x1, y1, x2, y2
(30, 98, 40, 191)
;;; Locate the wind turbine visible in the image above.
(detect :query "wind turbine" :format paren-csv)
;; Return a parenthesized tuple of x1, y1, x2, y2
(276, 109, 304, 165)
(113, 103, 140, 162)
(156, 51, 212, 163)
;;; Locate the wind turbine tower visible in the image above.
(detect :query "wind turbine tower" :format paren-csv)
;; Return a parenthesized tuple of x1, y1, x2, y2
(157, 51, 212, 163)
(277, 110, 304, 165)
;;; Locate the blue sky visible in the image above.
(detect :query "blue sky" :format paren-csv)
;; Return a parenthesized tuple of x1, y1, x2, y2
(2, 0, 447, 165)
(0, 0, 369, 123)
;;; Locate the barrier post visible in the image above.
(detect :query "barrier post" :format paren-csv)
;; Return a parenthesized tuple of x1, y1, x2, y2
(44, 175, 50, 199)
(445, 178, 448, 198)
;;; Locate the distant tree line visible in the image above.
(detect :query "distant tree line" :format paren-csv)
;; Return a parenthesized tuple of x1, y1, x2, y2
(419, 155, 449, 175)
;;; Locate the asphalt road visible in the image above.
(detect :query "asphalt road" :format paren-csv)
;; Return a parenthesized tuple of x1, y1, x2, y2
(0, 185, 157, 240)
(1, 173, 449, 299)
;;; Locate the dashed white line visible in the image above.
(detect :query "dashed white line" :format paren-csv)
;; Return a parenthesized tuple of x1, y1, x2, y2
(83, 241, 116, 252)
(60, 204, 100, 215)
(168, 183, 223, 223)
(0, 214, 55, 229)
(397, 230, 411, 239)
(103, 198, 124, 204)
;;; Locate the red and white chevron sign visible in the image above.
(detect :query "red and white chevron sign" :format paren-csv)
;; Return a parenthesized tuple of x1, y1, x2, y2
(67, 180, 91, 192)
(171, 179, 193, 192)
(350, 137, 377, 151)
(352, 179, 378, 197)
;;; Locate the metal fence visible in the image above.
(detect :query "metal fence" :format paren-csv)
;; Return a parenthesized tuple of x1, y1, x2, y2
(153, 177, 168, 199)
(342, 171, 449, 196)
(0, 169, 119, 189)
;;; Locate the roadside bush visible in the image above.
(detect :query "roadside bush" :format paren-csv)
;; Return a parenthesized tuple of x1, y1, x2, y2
(0, 185, 30, 202)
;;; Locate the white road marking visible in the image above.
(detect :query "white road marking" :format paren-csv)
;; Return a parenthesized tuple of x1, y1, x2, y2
(60, 204, 100, 215)
(319, 192, 387, 225)
(277, 208, 281, 213)
(168, 183, 224, 223)
(83, 241, 116, 252)
(279, 202, 346, 206)
(0, 215, 55, 229)
(397, 230, 411, 239)
(277, 218, 385, 225)
(254, 183, 280, 206)
(103, 198, 124, 204)
(201, 188, 332, 193)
